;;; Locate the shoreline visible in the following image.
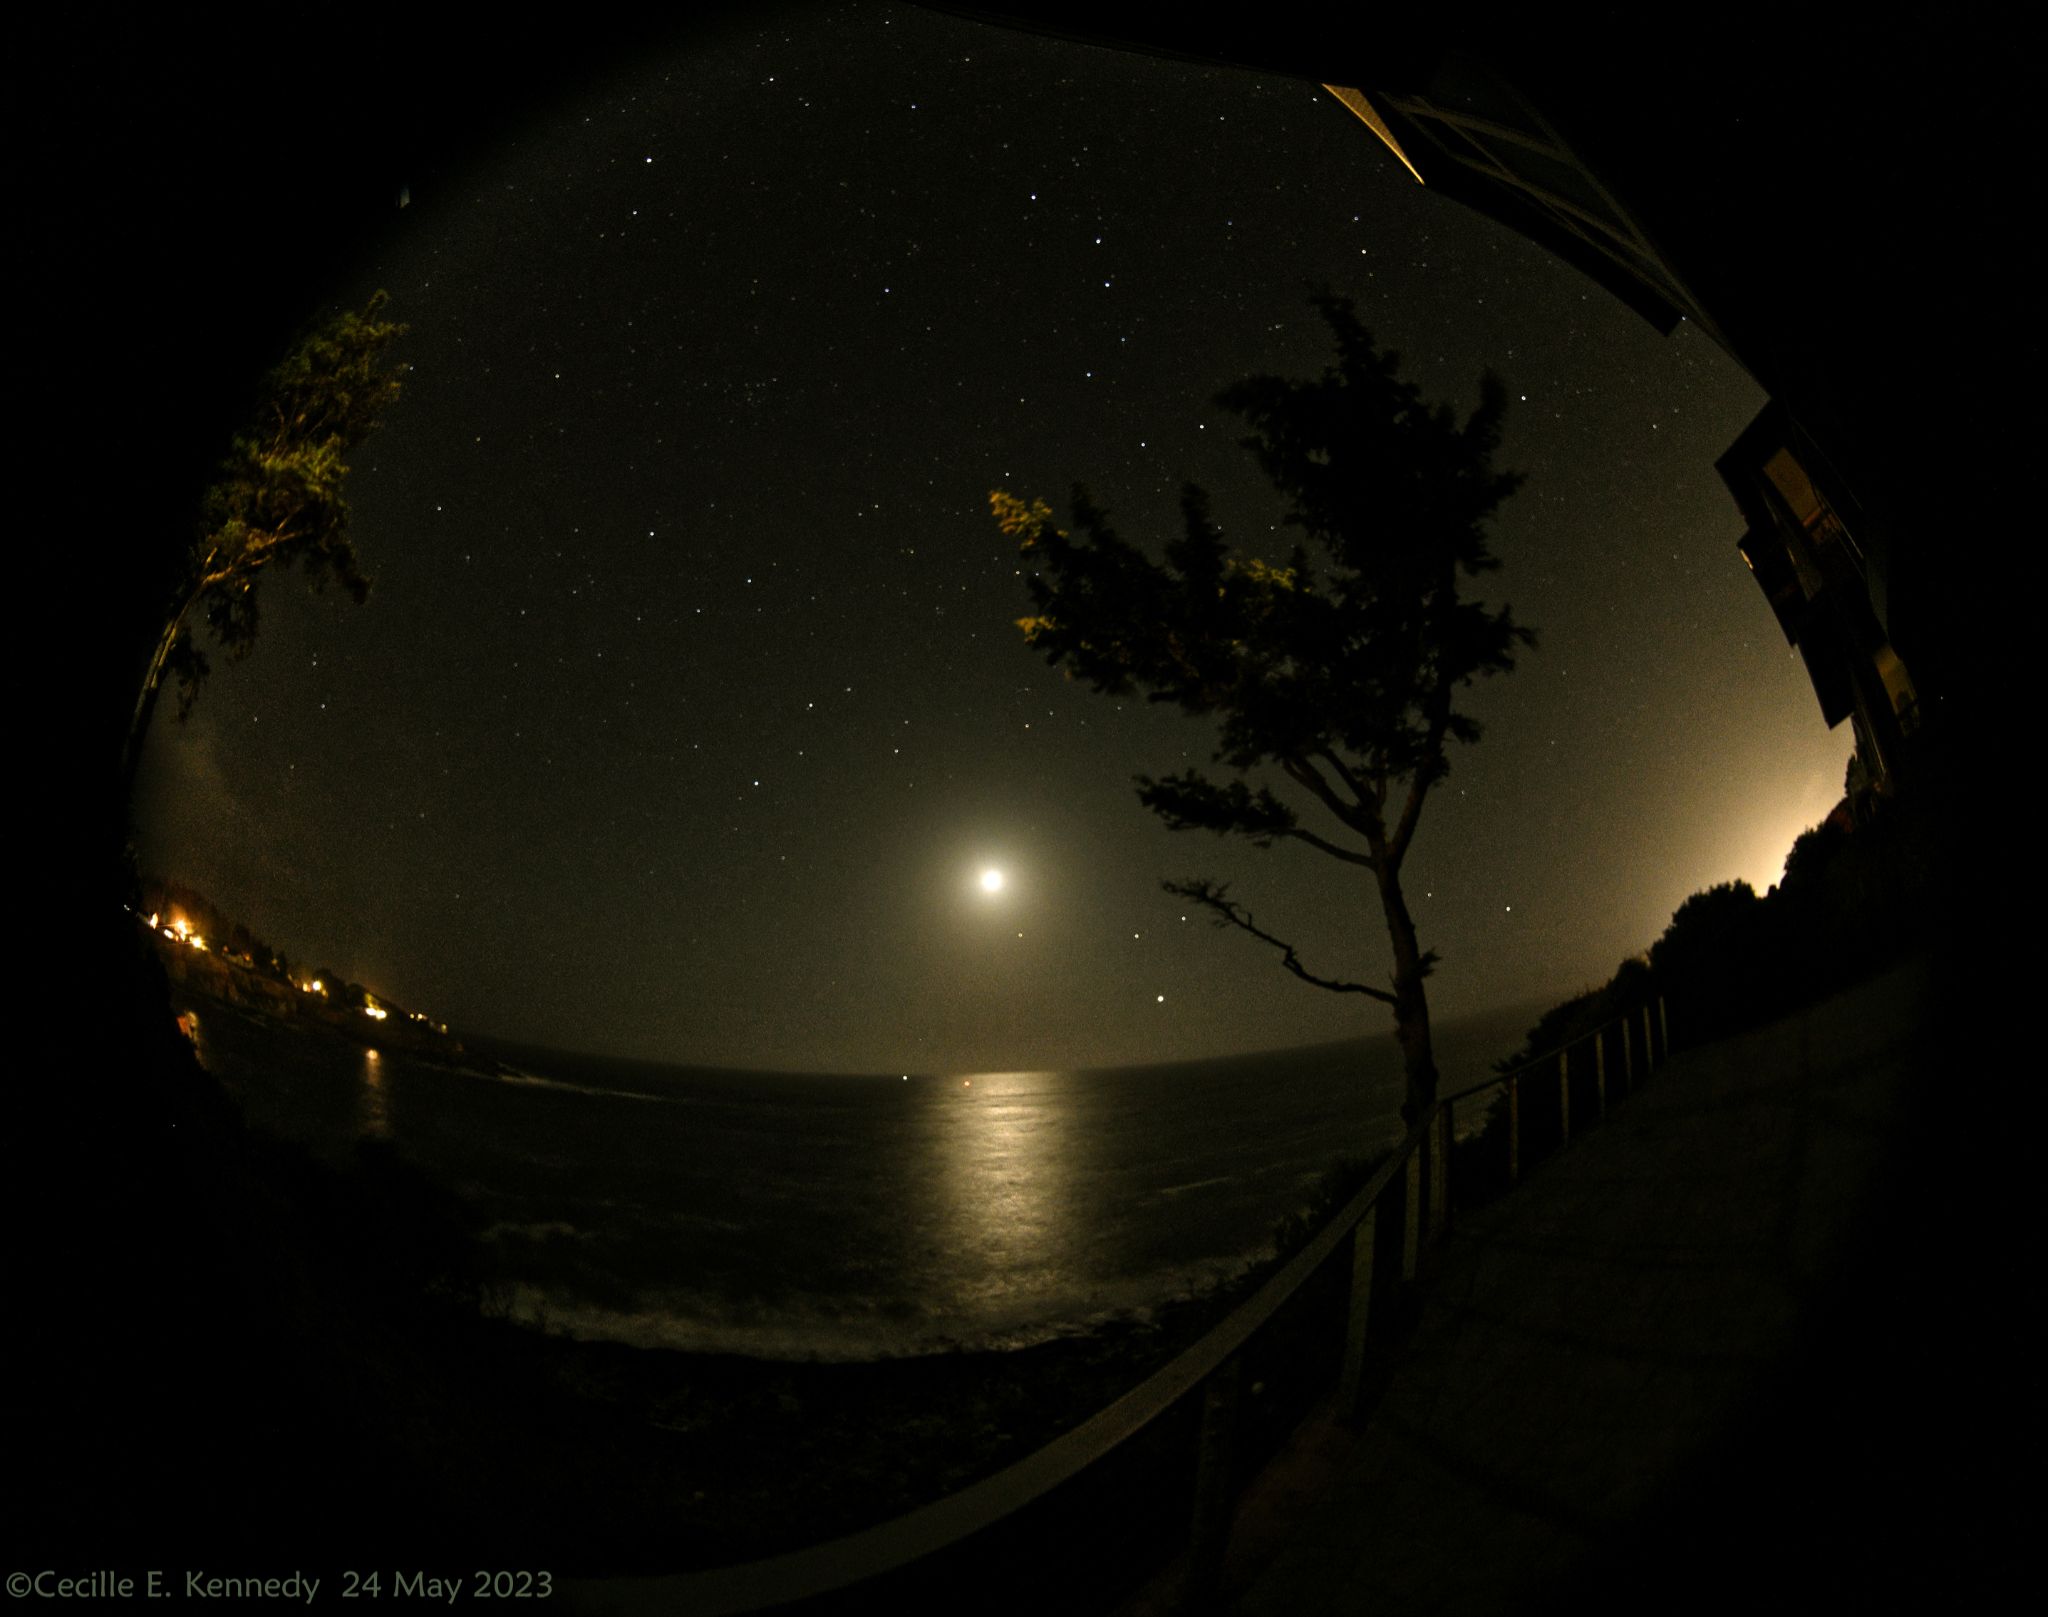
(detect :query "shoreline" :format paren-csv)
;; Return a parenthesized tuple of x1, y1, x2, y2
(150, 978, 1373, 1575)
(398, 1266, 1266, 1575)
(157, 977, 1279, 1570)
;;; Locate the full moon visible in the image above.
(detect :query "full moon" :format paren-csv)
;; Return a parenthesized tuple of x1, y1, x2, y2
(980, 868, 1005, 894)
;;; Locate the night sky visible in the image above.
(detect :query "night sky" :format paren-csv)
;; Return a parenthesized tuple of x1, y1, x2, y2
(131, 0, 1851, 1076)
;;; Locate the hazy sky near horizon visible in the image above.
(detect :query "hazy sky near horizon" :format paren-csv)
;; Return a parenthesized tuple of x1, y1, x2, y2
(132, 0, 1850, 1075)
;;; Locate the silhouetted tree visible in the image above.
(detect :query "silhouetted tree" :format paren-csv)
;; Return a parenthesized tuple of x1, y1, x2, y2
(1649, 881, 1762, 980)
(1648, 880, 1770, 1044)
(123, 293, 408, 791)
(993, 291, 1530, 1128)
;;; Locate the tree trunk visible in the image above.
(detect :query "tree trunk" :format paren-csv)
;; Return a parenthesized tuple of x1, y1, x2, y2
(121, 606, 190, 805)
(1374, 861, 1439, 1131)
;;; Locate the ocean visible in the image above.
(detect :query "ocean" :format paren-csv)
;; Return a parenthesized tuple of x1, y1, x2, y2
(176, 995, 1547, 1360)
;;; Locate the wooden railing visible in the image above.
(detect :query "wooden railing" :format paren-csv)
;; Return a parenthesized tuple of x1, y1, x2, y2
(1441, 993, 1670, 1186)
(570, 992, 1670, 1616)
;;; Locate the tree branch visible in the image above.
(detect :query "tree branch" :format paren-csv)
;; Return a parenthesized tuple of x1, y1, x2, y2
(1167, 879, 1396, 1005)
(1314, 747, 1378, 814)
(1136, 768, 1374, 866)
(1277, 753, 1376, 843)
(1279, 826, 1376, 868)
(198, 526, 302, 591)
(1136, 770, 1297, 841)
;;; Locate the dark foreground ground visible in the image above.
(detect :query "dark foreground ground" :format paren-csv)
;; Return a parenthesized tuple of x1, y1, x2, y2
(531, 950, 2028, 1617)
(398, 1280, 1261, 1575)
(14, 894, 2024, 1613)
(1090, 952, 2029, 1617)
(9, 962, 1282, 1583)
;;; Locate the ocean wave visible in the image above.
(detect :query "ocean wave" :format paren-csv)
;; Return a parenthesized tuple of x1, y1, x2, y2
(447, 1063, 675, 1104)
(481, 1220, 599, 1245)
(1152, 1174, 1236, 1198)
(496, 1253, 1277, 1363)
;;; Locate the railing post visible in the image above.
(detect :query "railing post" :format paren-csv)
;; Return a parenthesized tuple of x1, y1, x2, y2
(1593, 1031, 1607, 1122)
(1436, 1104, 1452, 1231)
(1338, 1205, 1377, 1421)
(1652, 995, 1669, 1064)
(1638, 1002, 1654, 1077)
(1414, 1117, 1435, 1251)
(1183, 1353, 1243, 1612)
(1620, 1014, 1636, 1095)
(1401, 1144, 1421, 1283)
(1507, 1075, 1520, 1186)
(1558, 1049, 1571, 1149)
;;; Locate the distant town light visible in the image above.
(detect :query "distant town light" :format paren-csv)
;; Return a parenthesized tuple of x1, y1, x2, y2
(364, 1005, 388, 1021)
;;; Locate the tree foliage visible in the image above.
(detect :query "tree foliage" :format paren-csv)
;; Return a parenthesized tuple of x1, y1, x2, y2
(126, 293, 407, 779)
(994, 290, 1531, 1123)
